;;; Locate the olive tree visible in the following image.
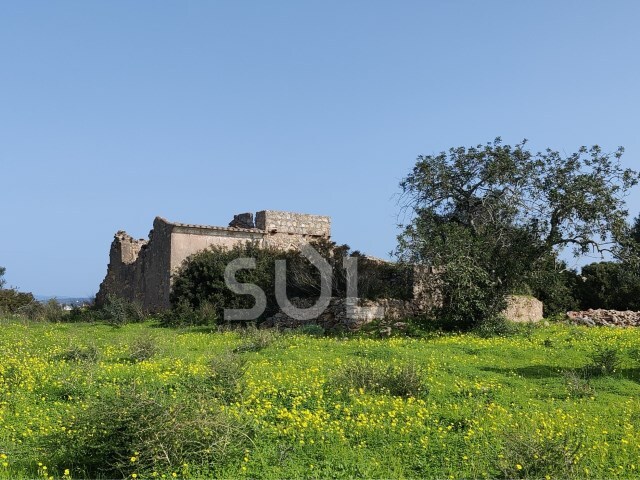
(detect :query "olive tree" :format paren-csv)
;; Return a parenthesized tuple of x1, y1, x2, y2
(396, 138, 639, 328)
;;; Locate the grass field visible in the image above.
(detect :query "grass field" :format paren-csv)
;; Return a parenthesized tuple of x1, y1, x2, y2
(1, 319, 640, 479)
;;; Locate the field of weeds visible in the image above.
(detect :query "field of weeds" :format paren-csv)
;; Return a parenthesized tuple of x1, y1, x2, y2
(1, 319, 639, 478)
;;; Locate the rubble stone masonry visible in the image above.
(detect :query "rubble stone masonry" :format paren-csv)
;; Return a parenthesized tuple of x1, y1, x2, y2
(96, 210, 331, 311)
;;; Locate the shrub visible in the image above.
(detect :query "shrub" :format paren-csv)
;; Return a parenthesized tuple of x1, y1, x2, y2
(66, 304, 101, 323)
(38, 385, 250, 478)
(562, 370, 595, 398)
(37, 373, 90, 401)
(56, 344, 100, 363)
(128, 334, 158, 362)
(234, 325, 281, 353)
(13, 298, 69, 322)
(206, 352, 248, 402)
(330, 359, 426, 397)
(520, 257, 581, 316)
(170, 242, 284, 322)
(496, 425, 582, 478)
(169, 239, 415, 325)
(293, 323, 325, 337)
(159, 300, 219, 327)
(586, 346, 622, 376)
(628, 347, 640, 364)
(0, 288, 35, 314)
(101, 295, 145, 326)
(473, 315, 518, 338)
(575, 261, 640, 311)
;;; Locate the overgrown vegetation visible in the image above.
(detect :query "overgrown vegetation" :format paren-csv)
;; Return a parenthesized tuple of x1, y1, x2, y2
(396, 139, 639, 328)
(575, 261, 640, 311)
(168, 239, 413, 326)
(1, 320, 640, 478)
(330, 359, 426, 397)
(39, 385, 250, 478)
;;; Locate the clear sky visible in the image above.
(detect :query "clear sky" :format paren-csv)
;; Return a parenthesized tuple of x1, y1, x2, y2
(1, 1, 639, 297)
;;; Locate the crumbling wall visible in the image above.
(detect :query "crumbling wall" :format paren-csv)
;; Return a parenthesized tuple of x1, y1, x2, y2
(97, 213, 544, 321)
(136, 217, 173, 311)
(567, 309, 640, 327)
(258, 210, 331, 249)
(95, 232, 147, 306)
(97, 210, 333, 312)
(96, 218, 173, 311)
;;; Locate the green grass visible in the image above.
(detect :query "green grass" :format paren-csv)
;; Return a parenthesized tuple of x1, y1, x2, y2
(1, 319, 640, 478)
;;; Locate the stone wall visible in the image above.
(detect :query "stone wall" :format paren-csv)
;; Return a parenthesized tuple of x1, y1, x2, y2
(95, 231, 147, 307)
(169, 223, 264, 274)
(96, 218, 173, 311)
(258, 211, 331, 250)
(256, 210, 331, 237)
(567, 309, 640, 327)
(261, 297, 419, 331)
(97, 210, 543, 321)
(96, 210, 332, 311)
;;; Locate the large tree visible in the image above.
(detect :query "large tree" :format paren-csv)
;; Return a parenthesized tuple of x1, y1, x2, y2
(396, 138, 639, 328)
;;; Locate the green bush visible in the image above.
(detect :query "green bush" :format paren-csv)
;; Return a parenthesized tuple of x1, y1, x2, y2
(170, 242, 284, 322)
(128, 334, 158, 362)
(496, 424, 582, 478)
(159, 300, 219, 327)
(519, 257, 581, 316)
(233, 325, 281, 353)
(16, 299, 66, 322)
(473, 315, 519, 338)
(56, 344, 100, 363)
(293, 323, 326, 337)
(0, 289, 36, 314)
(101, 294, 145, 326)
(575, 261, 640, 311)
(586, 346, 622, 376)
(562, 370, 595, 398)
(205, 352, 248, 403)
(38, 385, 250, 478)
(330, 359, 426, 397)
(169, 239, 414, 325)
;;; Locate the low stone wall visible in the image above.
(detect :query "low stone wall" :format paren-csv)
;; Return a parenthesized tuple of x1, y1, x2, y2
(567, 309, 640, 327)
(262, 294, 544, 331)
(262, 297, 418, 331)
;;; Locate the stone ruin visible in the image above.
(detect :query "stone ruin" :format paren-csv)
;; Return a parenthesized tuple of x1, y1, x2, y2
(96, 210, 331, 311)
(96, 209, 543, 326)
(567, 309, 640, 327)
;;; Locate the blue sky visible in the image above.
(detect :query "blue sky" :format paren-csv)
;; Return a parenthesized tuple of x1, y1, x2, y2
(1, 1, 639, 297)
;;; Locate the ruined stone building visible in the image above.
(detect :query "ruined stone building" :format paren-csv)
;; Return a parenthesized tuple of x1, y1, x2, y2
(96, 210, 331, 311)
(96, 209, 543, 324)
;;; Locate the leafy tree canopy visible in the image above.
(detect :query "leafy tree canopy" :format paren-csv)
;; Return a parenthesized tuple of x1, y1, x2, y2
(396, 138, 639, 327)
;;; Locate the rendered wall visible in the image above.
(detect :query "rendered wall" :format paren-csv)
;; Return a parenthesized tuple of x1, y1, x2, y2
(96, 211, 332, 312)
(170, 227, 265, 272)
